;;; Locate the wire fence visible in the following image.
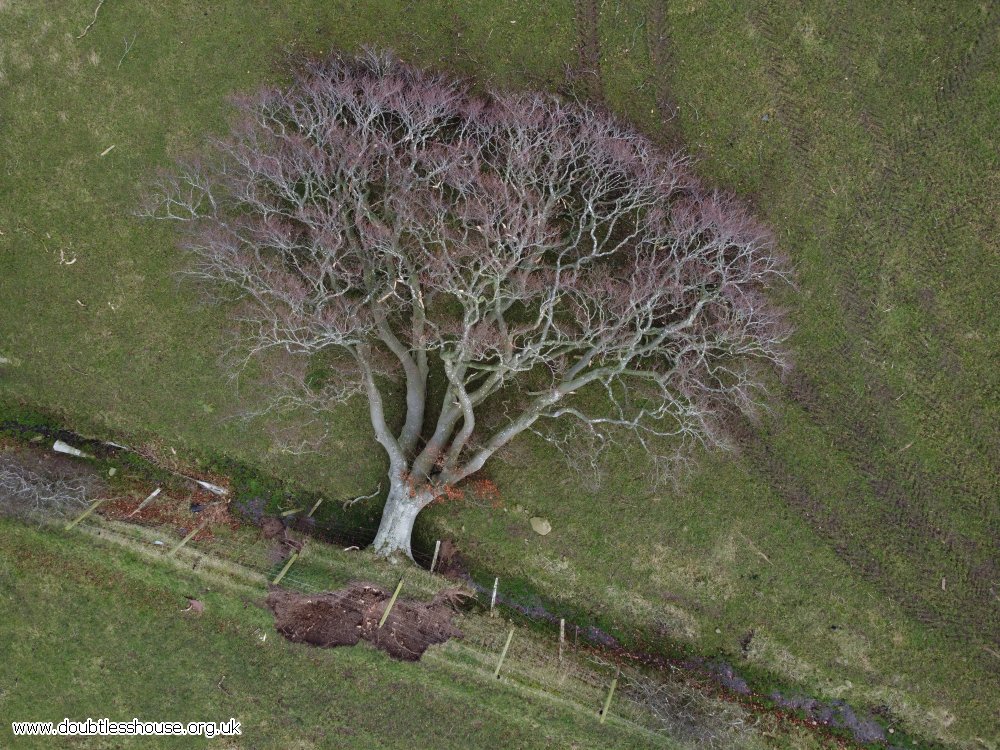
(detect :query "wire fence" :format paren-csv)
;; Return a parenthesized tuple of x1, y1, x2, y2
(78, 508, 683, 740)
(0, 438, 765, 749)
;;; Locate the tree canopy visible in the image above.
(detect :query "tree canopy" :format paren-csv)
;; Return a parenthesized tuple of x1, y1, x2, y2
(145, 49, 791, 558)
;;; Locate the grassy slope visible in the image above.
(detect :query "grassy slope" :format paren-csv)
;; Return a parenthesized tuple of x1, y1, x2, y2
(0, 517, 686, 750)
(0, 0, 996, 747)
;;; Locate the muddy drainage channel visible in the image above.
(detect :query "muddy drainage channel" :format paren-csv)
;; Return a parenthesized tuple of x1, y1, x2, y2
(0, 416, 375, 552)
(0, 419, 229, 495)
(455, 573, 934, 748)
(0, 414, 940, 749)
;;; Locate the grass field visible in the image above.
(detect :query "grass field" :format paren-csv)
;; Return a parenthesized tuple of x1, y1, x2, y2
(0, 515, 703, 750)
(1, 1, 997, 747)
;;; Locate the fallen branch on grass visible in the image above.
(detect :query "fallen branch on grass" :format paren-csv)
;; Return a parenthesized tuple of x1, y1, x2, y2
(735, 530, 772, 566)
(76, 0, 105, 39)
(343, 484, 381, 511)
(117, 34, 136, 69)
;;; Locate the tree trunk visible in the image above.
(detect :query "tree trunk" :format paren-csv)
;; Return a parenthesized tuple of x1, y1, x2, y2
(371, 480, 427, 561)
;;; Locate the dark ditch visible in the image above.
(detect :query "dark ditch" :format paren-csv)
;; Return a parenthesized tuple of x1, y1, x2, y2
(0, 410, 944, 749)
(455, 570, 911, 748)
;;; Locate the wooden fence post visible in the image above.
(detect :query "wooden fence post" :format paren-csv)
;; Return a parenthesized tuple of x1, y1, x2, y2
(271, 551, 299, 585)
(559, 618, 565, 663)
(599, 666, 620, 724)
(429, 540, 441, 573)
(378, 578, 404, 628)
(167, 519, 208, 557)
(127, 487, 161, 518)
(65, 498, 106, 530)
(494, 627, 515, 680)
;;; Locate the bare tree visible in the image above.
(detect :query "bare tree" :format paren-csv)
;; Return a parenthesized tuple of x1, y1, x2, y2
(143, 50, 790, 560)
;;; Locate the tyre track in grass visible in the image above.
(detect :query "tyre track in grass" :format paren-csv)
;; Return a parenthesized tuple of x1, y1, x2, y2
(936, 0, 1000, 106)
(818, 1, 998, 464)
(748, 1, 999, 644)
(747, 2, 938, 624)
(817, 1, 1000, 567)
(572, 0, 604, 102)
(644, 1, 681, 145)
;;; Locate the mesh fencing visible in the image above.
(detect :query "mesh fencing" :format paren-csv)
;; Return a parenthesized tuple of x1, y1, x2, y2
(0, 441, 770, 749)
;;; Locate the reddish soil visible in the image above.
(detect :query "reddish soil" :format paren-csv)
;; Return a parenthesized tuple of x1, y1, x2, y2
(259, 516, 305, 564)
(266, 582, 466, 661)
(101, 490, 239, 542)
(261, 516, 285, 539)
(432, 539, 468, 579)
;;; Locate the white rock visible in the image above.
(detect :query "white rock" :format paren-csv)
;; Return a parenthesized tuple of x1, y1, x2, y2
(530, 517, 552, 536)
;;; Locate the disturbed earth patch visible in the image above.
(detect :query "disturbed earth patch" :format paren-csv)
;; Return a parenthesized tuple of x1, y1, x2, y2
(266, 582, 466, 661)
(0, 429, 947, 747)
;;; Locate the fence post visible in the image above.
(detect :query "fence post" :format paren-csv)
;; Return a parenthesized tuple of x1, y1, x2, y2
(490, 577, 499, 617)
(559, 618, 566, 663)
(127, 487, 161, 518)
(271, 551, 299, 585)
(65, 498, 106, 530)
(599, 666, 620, 724)
(168, 519, 208, 557)
(429, 540, 441, 573)
(493, 627, 515, 680)
(378, 578, 404, 628)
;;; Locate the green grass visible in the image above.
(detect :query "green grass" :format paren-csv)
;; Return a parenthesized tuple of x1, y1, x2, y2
(0, 516, 697, 750)
(1, 1, 997, 747)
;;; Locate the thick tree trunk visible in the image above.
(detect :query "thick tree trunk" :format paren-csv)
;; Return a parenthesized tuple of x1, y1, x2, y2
(371, 480, 428, 561)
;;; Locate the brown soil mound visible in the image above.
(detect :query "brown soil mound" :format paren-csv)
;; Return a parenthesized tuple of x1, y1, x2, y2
(266, 582, 465, 661)
(261, 516, 285, 540)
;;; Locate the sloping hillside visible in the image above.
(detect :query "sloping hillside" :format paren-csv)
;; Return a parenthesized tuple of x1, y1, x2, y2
(1, 1, 996, 747)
